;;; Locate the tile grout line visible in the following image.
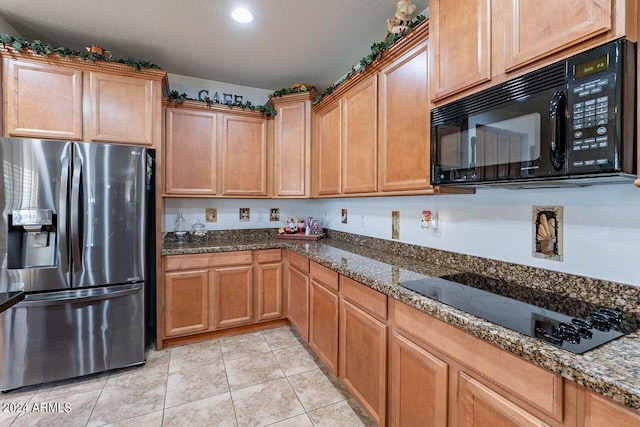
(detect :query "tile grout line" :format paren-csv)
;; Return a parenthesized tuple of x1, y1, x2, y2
(87, 372, 109, 427)
(219, 338, 241, 427)
(267, 330, 316, 423)
(159, 346, 172, 427)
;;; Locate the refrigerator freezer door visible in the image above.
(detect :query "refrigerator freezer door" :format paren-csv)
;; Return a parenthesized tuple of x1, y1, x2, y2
(0, 138, 71, 293)
(71, 142, 147, 288)
(0, 283, 145, 391)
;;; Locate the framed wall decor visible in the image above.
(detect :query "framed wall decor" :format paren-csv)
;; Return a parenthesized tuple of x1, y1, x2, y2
(532, 206, 563, 261)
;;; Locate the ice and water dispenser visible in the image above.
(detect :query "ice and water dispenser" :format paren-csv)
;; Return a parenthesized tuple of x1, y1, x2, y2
(7, 209, 57, 269)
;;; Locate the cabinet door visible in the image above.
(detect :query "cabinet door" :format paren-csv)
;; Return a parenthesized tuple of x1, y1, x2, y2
(457, 371, 549, 427)
(211, 265, 253, 329)
(86, 71, 155, 145)
(389, 332, 448, 427)
(286, 265, 310, 340)
(431, 0, 491, 100)
(274, 98, 310, 197)
(339, 298, 387, 426)
(257, 261, 283, 321)
(378, 42, 432, 192)
(164, 269, 209, 337)
(315, 100, 342, 196)
(165, 107, 217, 195)
(221, 114, 268, 196)
(342, 76, 378, 194)
(504, 0, 612, 72)
(309, 280, 339, 374)
(3, 59, 83, 140)
(584, 390, 640, 427)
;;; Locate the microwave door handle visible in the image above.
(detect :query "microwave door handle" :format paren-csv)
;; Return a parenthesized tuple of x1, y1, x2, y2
(549, 91, 566, 171)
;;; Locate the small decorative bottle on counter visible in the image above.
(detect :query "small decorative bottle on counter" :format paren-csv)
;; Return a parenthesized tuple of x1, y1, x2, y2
(174, 213, 186, 243)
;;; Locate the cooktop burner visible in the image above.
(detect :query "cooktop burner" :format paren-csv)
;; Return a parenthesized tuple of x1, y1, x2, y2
(399, 273, 637, 354)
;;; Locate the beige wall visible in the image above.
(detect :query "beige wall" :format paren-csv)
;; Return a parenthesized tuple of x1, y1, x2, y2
(0, 14, 21, 36)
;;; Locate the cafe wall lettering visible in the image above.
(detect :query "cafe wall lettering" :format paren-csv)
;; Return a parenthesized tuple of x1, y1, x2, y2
(198, 89, 243, 104)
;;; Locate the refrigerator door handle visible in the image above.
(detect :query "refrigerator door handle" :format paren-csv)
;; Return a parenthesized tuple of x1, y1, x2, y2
(70, 157, 83, 274)
(15, 284, 141, 308)
(59, 155, 70, 276)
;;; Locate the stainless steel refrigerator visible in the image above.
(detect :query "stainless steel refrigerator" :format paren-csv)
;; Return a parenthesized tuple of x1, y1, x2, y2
(0, 137, 149, 391)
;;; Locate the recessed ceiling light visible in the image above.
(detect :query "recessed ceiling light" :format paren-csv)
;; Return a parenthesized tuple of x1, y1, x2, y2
(231, 8, 253, 24)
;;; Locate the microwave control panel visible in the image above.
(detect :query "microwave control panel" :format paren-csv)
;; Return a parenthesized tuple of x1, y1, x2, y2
(566, 42, 622, 174)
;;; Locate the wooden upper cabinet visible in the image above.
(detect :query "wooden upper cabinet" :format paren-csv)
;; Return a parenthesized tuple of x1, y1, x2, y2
(431, 0, 633, 102)
(86, 71, 156, 145)
(3, 58, 83, 140)
(378, 41, 432, 192)
(431, 0, 491, 100)
(504, 0, 612, 71)
(1, 52, 166, 146)
(314, 99, 342, 196)
(221, 113, 268, 196)
(164, 106, 217, 195)
(271, 92, 316, 198)
(342, 75, 378, 194)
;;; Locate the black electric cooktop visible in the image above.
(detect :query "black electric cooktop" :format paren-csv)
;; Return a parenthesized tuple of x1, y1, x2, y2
(399, 273, 638, 354)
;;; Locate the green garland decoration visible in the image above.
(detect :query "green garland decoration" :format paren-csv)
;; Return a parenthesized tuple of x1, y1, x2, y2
(0, 34, 163, 72)
(270, 85, 316, 99)
(313, 14, 426, 105)
(167, 90, 277, 117)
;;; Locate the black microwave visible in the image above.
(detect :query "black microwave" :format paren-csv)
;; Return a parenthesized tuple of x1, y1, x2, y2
(431, 39, 637, 187)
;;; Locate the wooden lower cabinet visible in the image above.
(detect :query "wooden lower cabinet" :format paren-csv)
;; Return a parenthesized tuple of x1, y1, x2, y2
(164, 269, 209, 337)
(389, 331, 448, 427)
(286, 252, 310, 340)
(211, 265, 253, 329)
(308, 264, 339, 374)
(160, 250, 284, 347)
(339, 297, 387, 426)
(256, 249, 283, 321)
(583, 390, 640, 427)
(457, 371, 549, 427)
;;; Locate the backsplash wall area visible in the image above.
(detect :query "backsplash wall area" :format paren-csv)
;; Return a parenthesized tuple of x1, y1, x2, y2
(319, 184, 639, 287)
(163, 198, 323, 233)
(163, 182, 639, 287)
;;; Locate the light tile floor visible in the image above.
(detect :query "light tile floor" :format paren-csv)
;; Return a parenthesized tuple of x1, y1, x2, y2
(0, 325, 375, 427)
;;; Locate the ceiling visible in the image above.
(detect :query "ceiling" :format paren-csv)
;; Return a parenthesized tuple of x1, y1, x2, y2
(0, 0, 429, 92)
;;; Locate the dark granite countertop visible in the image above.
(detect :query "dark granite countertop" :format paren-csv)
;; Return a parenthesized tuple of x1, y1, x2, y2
(162, 234, 640, 410)
(0, 291, 24, 313)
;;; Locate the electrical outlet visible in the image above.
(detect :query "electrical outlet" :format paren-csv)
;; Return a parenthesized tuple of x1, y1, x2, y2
(360, 214, 366, 228)
(257, 212, 264, 223)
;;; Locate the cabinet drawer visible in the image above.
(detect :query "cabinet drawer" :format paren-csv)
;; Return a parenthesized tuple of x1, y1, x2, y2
(287, 250, 309, 274)
(256, 249, 282, 263)
(340, 276, 387, 321)
(392, 300, 563, 421)
(209, 251, 253, 267)
(165, 251, 252, 271)
(165, 254, 210, 271)
(310, 261, 339, 292)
